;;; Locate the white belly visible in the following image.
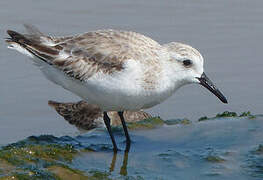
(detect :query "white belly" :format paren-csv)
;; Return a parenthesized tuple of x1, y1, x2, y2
(38, 60, 176, 112)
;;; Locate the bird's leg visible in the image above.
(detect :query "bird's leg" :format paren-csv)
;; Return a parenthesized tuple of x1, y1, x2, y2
(103, 112, 118, 152)
(118, 111, 131, 152)
(120, 150, 129, 175)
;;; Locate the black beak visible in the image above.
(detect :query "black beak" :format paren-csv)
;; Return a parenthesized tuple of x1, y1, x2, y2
(197, 73, 228, 104)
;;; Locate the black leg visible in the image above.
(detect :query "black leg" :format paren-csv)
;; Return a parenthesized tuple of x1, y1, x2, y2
(103, 112, 118, 152)
(118, 111, 131, 152)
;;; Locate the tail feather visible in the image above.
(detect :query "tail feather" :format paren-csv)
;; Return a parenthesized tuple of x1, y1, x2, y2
(6, 28, 60, 64)
(6, 30, 32, 45)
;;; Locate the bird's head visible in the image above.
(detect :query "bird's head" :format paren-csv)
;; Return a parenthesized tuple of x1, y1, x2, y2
(163, 42, 227, 104)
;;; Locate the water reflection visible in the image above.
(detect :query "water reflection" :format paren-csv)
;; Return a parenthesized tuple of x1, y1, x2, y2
(109, 151, 129, 176)
(120, 151, 129, 176)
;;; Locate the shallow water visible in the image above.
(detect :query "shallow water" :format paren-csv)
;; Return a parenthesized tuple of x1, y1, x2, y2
(1, 115, 263, 179)
(0, 0, 263, 179)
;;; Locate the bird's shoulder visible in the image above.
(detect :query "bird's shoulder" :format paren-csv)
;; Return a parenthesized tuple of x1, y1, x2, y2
(53, 29, 163, 63)
(51, 29, 164, 81)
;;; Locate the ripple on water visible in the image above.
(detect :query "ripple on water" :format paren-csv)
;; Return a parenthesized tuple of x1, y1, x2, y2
(242, 145, 263, 178)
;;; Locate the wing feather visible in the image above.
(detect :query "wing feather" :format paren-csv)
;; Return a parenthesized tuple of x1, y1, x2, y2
(7, 28, 163, 81)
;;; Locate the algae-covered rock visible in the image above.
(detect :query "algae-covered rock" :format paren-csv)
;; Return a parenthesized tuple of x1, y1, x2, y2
(0, 143, 77, 166)
(239, 111, 256, 119)
(198, 116, 209, 121)
(0, 176, 18, 180)
(126, 117, 164, 130)
(198, 111, 257, 121)
(87, 170, 112, 180)
(0, 135, 129, 179)
(205, 155, 226, 163)
(0, 137, 83, 180)
(0, 159, 15, 176)
(47, 165, 89, 180)
(216, 111, 238, 118)
(164, 118, 191, 125)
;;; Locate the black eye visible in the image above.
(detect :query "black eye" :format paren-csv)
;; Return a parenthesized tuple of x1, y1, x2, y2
(183, 59, 192, 67)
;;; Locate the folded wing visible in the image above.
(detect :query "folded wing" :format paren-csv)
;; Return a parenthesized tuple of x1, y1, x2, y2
(6, 26, 162, 81)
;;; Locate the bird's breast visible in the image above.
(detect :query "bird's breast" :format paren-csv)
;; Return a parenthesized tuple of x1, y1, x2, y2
(82, 60, 176, 111)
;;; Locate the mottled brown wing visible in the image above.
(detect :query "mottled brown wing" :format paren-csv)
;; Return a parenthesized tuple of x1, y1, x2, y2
(51, 29, 163, 80)
(53, 54, 124, 81)
(55, 29, 162, 62)
(7, 28, 162, 81)
(6, 29, 124, 81)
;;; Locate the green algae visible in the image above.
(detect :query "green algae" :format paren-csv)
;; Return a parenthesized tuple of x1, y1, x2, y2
(0, 176, 18, 180)
(113, 116, 190, 130)
(239, 111, 257, 119)
(126, 117, 164, 130)
(0, 143, 77, 166)
(0, 159, 15, 176)
(12, 170, 58, 180)
(0, 138, 85, 180)
(0, 158, 90, 180)
(0, 136, 122, 179)
(216, 111, 238, 118)
(164, 118, 191, 125)
(198, 116, 209, 121)
(87, 170, 112, 180)
(0, 169, 113, 180)
(198, 111, 257, 121)
(47, 165, 89, 180)
(205, 155, 226, 163)
(0, 165, 89, 180)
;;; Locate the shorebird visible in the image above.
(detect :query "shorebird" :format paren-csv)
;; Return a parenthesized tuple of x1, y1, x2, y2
(6, 25, 227, 152)
(48, 100, 151, 131)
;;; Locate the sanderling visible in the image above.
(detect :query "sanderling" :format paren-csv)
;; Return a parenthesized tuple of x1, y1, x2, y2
(48, 100, 151, 131)
(6, 25, 227, 152)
